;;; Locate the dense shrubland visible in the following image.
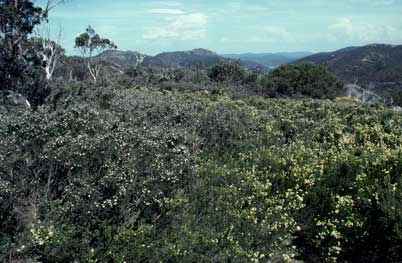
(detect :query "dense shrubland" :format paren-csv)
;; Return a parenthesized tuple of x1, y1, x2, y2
(1, 80, 402, 262)
(2, 1, 402, 262)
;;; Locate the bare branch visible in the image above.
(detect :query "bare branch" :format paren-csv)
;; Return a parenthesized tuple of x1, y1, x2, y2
(75, 26, 117, 83)
(35, 24, 64, 80)
(135, 52, 145, 67)
(110, 64, 124, 74)
(43, 0, 65, 14)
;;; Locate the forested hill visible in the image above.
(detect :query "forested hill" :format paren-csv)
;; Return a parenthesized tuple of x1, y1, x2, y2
(223, 52, 313, 68)
(96, 48, 264, 69)
(297, 44, 402, 97)
(154, 48, 222, 67)
(95, 50, 165, 67)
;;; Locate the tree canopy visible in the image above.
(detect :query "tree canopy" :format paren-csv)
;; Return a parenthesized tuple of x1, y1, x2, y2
(258, 63, 344, 99)
(74, 26, 117, 82)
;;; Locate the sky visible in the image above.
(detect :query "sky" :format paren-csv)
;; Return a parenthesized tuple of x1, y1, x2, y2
(36, 0, 402, 55)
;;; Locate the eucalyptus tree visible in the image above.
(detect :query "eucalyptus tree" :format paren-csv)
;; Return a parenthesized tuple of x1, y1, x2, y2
(34, 25, 65, 80)
(75, 26, 117, 83)
(0, 0, 43, 90)
(0, 0, 65, 106)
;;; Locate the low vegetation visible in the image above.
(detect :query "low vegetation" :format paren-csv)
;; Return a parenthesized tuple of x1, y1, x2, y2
(2, 80, 402, 262)
(1, 1, 402, 262)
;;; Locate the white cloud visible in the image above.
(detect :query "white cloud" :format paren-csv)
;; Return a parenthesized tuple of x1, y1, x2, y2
(143, 13, 207, 40)
(147, 1, 182, 7)
(264, 26, 293, 40)
(329, 18, 402, 43)
(148, 9, 185, 15)
(220, 37, 274, 44)
(373, 0, 395, 5)
(349, 0, 395, 6)
(221, 26, 294, 44)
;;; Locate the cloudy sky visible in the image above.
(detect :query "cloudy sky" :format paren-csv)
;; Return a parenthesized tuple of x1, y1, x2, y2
(36, 0, 402, 55)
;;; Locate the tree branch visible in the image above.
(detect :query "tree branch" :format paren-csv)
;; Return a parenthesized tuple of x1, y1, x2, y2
(44, 0, 65, 14)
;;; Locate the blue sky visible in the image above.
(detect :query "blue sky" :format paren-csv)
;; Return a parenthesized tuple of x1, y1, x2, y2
(37, 0, 402, 55)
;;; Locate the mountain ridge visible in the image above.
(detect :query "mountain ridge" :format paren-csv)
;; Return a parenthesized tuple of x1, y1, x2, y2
(297, 44, 402, 100)
(96, 48, 265, 69)
(222, 52, 313, 68)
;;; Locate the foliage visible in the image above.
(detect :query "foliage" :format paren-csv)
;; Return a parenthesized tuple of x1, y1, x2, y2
(258, 63, 344, 99)
(75, 26, 117, 55)
(394, 90, 402, 107)
(299, 44, 402, 102)
(0, 0, 48, 106)
(208, 60, 246, 83)
(75, 26, 117, 83)
(1, 80, 402, 262)
(2, 2, 402, 262)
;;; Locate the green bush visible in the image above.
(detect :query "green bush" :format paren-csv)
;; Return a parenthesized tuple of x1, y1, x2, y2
(208, 60, 246, 83)
(1, 84, 402, 262)
(258, 63, 344, 99)
(394, 90, 402, 107)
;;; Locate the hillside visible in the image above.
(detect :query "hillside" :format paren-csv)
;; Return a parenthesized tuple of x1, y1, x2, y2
(95, 50, 165, 67)
(155, 48, 222, 67)
(298, 44, 402, 97)
(96, 48, 264, 69)
(223, 52, 313, 68)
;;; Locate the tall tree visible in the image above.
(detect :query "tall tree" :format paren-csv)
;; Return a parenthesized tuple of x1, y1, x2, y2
(34, 25, 64, 80)
(0, 0, 65, 105)
(0, 0, 43, 90)
(75, 26, 117, 83)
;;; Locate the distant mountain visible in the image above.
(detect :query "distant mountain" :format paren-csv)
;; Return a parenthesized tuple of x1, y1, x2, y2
(97, 48, 265, 69)
(275, 52, 315, 60)
(155, 48, 222, 68)
(297, 44, 402, 98)
(222, 52, 313, 68)
(96, 50, 144, 65)
(95, 50, 165, 67)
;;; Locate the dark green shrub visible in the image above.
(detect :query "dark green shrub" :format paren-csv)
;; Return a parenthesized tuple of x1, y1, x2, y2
(208, 60, 246, 83)
(2, 83, 402, 262)
(394, 90, 402, 107)
(259, 63, 344, 99)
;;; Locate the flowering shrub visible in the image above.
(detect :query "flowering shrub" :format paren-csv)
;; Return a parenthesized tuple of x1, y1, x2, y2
(1, 86, 402, 262)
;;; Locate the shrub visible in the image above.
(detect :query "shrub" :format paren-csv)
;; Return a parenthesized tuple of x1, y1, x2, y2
(394, 90, 402, 107)
(2, 84, 402, 262)
(259, 63, 344, 99)
(208, 60, 246, 83)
